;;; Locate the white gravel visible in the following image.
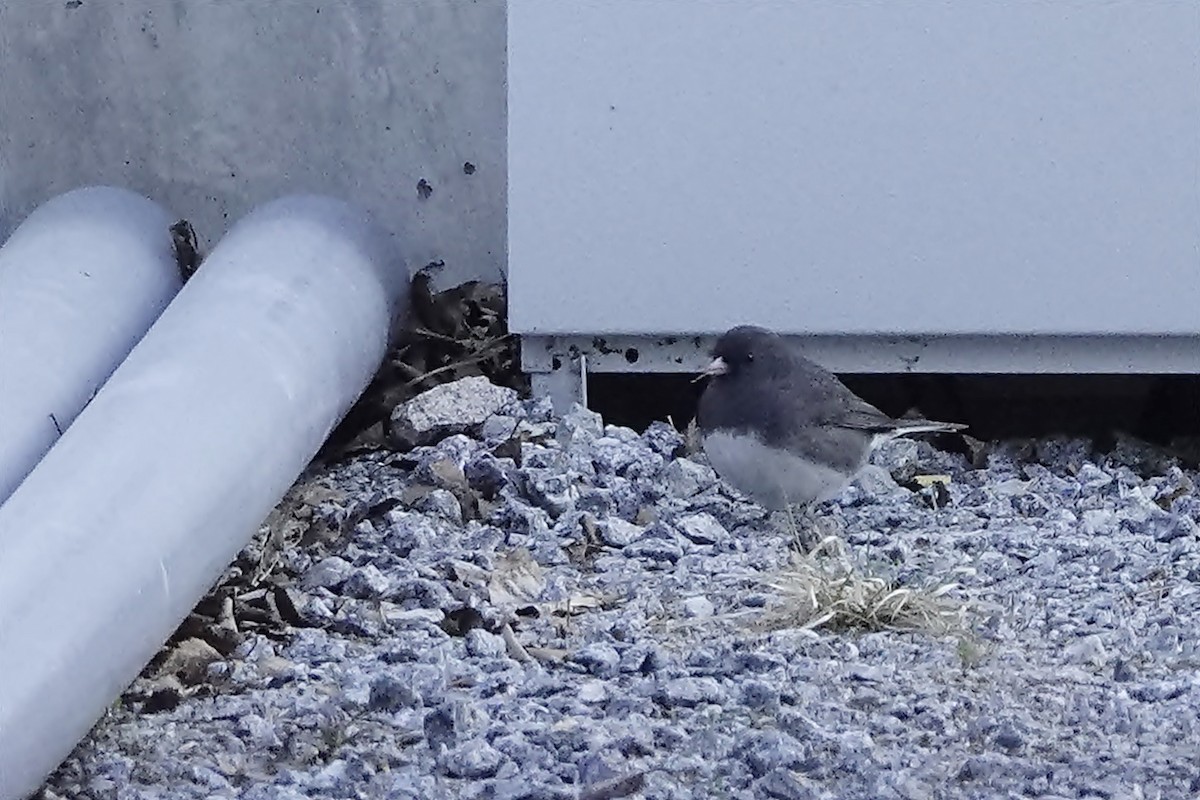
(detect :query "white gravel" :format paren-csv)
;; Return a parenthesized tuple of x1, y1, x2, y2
(41, 387, 1200, 800)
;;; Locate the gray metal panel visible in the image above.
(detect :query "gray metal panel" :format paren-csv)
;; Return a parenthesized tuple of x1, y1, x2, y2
(520, 333, 1200, 375)
(509, 1, 1200, 342)
(0, 0, 506, 291)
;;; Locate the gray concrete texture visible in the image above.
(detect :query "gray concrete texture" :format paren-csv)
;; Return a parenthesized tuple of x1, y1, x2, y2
(0, 0, 505, 290)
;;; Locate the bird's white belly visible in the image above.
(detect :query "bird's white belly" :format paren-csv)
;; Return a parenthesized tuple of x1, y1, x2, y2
(701, 430, 854, 510)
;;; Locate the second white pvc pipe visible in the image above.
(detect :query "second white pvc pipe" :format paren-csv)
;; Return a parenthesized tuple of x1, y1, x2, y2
(0, 186, 182, 504)
(0, 194, 407, 800)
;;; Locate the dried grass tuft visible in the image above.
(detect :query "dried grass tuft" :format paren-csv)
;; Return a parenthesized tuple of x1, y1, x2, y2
(753, 535, 967, 636)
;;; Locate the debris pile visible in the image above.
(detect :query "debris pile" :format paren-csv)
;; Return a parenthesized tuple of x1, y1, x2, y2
(323, 272, 526, 457)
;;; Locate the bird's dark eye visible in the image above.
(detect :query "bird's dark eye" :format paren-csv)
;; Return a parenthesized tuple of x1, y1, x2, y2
(746, 352, 755, 362)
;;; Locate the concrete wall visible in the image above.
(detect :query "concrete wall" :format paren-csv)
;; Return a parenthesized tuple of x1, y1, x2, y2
(0, 0, 505, 290)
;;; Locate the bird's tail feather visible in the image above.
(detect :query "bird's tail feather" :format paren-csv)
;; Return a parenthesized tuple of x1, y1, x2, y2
(890, 418, 968, 437)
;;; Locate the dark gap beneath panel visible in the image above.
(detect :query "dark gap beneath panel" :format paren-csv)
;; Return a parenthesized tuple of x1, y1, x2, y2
(586, 373, 1200, 444)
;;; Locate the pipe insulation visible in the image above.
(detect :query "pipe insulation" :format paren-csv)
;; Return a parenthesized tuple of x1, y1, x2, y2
(0, 186, 182, 505)
(0, 194, 407, 800)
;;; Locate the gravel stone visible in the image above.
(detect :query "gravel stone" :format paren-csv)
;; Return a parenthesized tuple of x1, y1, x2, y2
(623, 535, 683, 563)
(676, 512, 727, 545)
(303, 555, 352, 589)
(577, 680, 608, 704)
(521, 469, 578, 517)
(440, 740, 504, 780)
(415, 488, 464, 525)
(464, 629, 506, 659)
(391, 376, 518, 448)
(557, 404, 604, 445)
(368, 673, 422, 712)
(573, 643, 622, 677)
(741, 680, 781, 711)
(480, 414, 521, 445)
(597, 517, 644, 548)
(641, 421, 686, 457)
(235, 714, 281, 750)
(681, 595, 716, 618)
(656, 677, 724, 708)
(464, 452, 512, 499)
(342, 564, 390, 599)
(424, 698, 490, 752)
(662, 457, 717, 499)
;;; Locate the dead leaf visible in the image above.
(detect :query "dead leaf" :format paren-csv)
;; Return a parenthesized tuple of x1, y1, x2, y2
(488, 548, 546, 608)
(525, 647, 570, 663)
(500, 623, 535, 663)
(156, 638, 223, 686)
(912, 474, 952, 488)
(542, 592, 605, 618)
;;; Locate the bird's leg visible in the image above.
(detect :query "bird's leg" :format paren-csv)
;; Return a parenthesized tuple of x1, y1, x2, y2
(773, 488, 803, 555)
(779, 503, 801, 554)
(780, 502, 820, 555)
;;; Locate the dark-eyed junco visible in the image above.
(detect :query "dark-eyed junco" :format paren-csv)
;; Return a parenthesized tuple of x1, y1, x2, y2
(696, 325, 965, 512)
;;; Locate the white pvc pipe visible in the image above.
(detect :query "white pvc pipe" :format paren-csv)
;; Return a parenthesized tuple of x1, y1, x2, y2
(0, 186, 181, 505)
(0, 195, 406, 800)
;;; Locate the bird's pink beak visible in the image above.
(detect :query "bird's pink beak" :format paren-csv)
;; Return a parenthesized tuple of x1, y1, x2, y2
(694, 356, 729, 382)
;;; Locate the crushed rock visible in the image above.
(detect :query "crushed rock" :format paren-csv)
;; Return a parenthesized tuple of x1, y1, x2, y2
(41, 380, 1200, 800)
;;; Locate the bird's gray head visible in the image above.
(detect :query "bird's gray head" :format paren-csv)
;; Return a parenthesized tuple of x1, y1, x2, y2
(699, 325, 790, 381)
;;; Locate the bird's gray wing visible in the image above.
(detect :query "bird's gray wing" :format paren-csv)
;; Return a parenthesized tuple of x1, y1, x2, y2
(824, 395, 965, 435)
(827, 397, 967, 436)
(749, 363, 887, 473)
(830, 404, 907, 433)
(779, 350, 961, 435)
(780, 358, 901, 433)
